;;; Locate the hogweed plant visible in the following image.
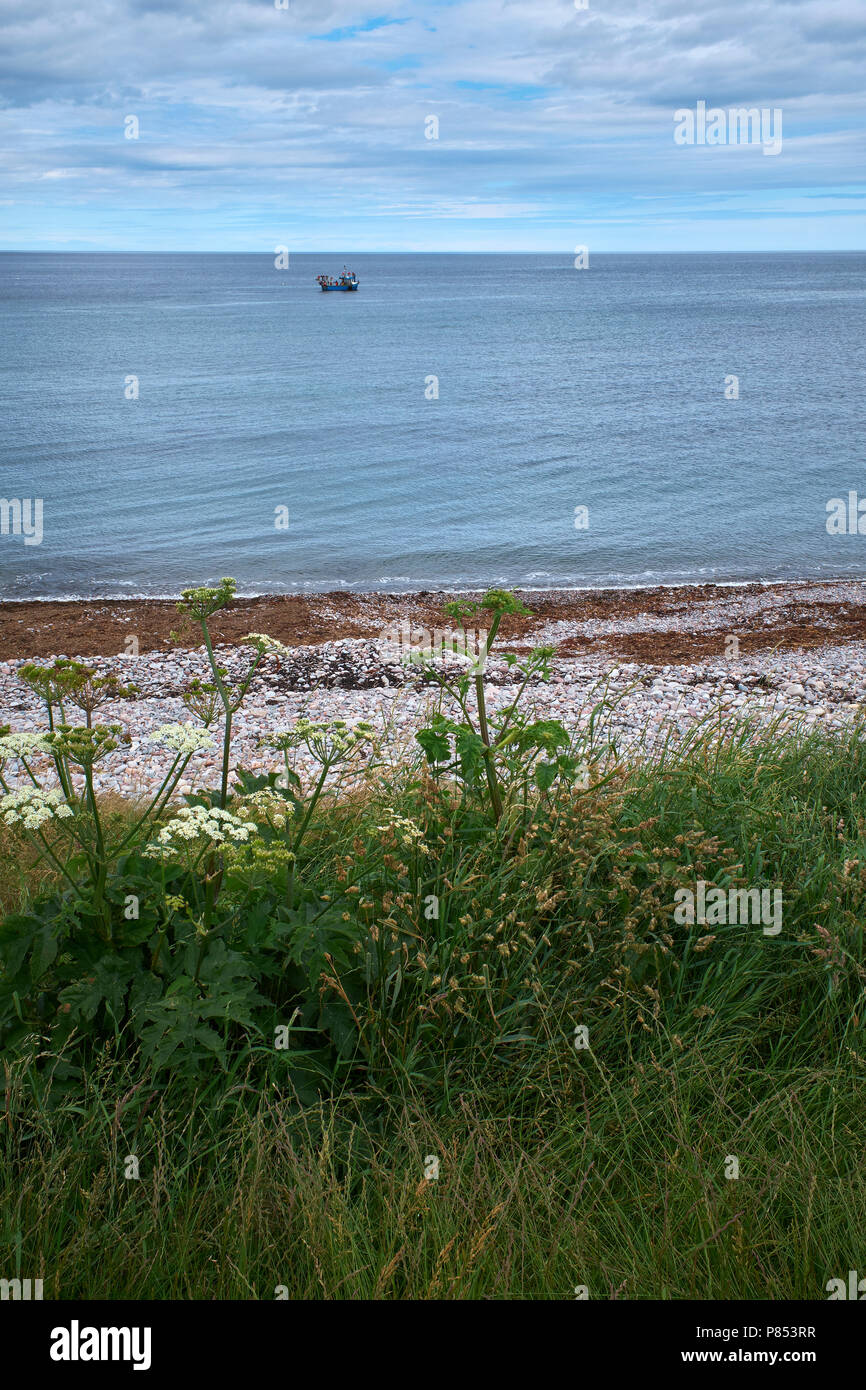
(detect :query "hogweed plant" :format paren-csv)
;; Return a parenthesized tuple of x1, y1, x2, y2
(173, 578, 283, 807)
(0, 715, 220, 934)
(410, 589, 585, 826)
(17, 659, 137, 795)
(0, 579, 386, 1080)
(259, 717, 376, 907)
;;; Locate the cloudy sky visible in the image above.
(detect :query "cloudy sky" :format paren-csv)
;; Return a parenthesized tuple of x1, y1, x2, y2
(1, 0, 864, 251)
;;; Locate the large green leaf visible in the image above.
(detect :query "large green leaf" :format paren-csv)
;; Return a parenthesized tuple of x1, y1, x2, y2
(416, 725, 452, 764)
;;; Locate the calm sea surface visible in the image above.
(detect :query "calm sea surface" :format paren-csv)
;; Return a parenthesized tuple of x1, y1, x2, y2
(1, 251, 864, 598)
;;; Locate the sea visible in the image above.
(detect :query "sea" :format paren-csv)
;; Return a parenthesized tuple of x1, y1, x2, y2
(1, 251, 864, 599)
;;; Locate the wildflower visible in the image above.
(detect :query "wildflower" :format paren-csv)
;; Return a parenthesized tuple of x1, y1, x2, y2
(0, 787, 74, 830)
(44, 723, 126, 767)
(150, 722, 215, 754)
(479, 589, 531, 618)
(228, 839, 294, 874)
(234, 787, 294, 830)
(244, 633, 293, 659)
(264, 718, 375, 764)
(176, 578, 236, 621)
(144, 805, 258, 859)
(0, 731, 51, 762)
(181, 678, 222, 727)
(442, 598, 479, 624)
(65, 669, 138, 719)
(375, 810, 429, 852)
(17, 659, 91, 707)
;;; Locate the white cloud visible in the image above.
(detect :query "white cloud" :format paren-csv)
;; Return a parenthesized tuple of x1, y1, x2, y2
(0, 0, 863, 248)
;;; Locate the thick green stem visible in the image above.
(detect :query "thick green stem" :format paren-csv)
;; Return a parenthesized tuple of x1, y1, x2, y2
(150, 922, 169, 973)
(287, 759, 331, 908)
(474, 672, 503, 823)
(113, 753, 187, 855)
(294, 761, 330, 849)
(45, 701, 74, 802)
(199, 620, 242, 809)
(220, 711, 232, 809)
(84, 764, 110, 937)
(19, 756, 42, 789)
(494, 661, 538, 747)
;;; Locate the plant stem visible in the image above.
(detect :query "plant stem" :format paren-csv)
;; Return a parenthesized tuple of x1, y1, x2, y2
(287, 759, 331, 908)
(199, 621, 233, 808)
(474, 671, 503, 823)
(113, 753, 187, 854)
(84, 764, 110, 937)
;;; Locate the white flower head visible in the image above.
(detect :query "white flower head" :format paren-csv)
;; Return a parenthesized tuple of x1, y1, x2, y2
(375, 810, 430, 853)
(150, 722, 215, 755)
(144, 804, 259, 859)
(0, 787, 74, 830)
(0, 732, 51, 762)
(235, 787, 294, 830)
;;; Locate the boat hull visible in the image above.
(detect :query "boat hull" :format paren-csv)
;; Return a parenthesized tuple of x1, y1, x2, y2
(320, 283, 358, 291)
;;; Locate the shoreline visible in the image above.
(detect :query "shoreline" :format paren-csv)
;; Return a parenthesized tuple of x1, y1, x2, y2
(2, 579, 866, 796)
(5, 576, 858, 601)
(1, 577, 865, 664)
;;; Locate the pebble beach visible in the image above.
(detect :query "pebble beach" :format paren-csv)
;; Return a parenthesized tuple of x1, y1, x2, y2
(2, 579, 865, 795)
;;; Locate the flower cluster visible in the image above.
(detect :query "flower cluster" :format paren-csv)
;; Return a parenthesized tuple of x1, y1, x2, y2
(0, 731, 51, 762)
(181, 678, 222, 727)
(479, 589, 532, 617)
(226, 838, 296, 876)
(0, 787, 74, 830)
(176, 577, 236, 621)
(144, 805, 258, 859)
(44, 724, 127, 767)
(234, 787, 294, 830)
(264, 718, 376, 765)
(375, 810, 430, 853)
(17, 659, 91, 707)
(149, 722, 215, 754)
(243, 633, 293, 659)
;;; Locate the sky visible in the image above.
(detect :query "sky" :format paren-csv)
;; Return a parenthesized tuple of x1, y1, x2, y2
(0, 0, 865, 252)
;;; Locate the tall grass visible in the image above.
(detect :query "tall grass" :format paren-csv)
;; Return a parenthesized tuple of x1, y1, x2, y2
(2, 716, 864, 1298)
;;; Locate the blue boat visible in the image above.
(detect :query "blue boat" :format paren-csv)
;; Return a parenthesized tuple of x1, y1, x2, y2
(317, 271, 359, 292)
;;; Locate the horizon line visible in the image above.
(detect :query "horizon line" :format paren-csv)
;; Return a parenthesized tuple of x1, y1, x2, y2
(1, 247, 864, 256)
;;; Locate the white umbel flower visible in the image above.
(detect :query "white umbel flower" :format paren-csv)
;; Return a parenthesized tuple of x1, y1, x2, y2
(0, 732, 51, 761)
(144, 804, 258, 858)
(149, 722, 215, 754)
(0, 787, 74, 830)
(235, 787, 294, 830)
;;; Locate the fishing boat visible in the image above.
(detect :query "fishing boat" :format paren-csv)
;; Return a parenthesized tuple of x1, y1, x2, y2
(316, 270, 359, 292)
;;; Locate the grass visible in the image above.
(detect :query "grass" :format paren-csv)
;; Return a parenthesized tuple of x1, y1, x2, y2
(1, 713, 864, 1299)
